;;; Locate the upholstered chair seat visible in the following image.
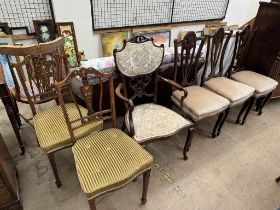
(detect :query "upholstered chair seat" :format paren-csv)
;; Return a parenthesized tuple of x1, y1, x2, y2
(204, 77, 255, 107)
(72, 128, 153, 199)
(34, 103, 103, 153)
(231, 70, 278, 98)
(171, 86, 230, 121)
(125, 103, 193, 143)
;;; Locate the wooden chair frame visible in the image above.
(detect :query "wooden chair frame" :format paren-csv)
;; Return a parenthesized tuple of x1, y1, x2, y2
(162, 31, 229, 138)
(228, 25, 276, 124)
(0, 38, 68, 124)
(200, 28, 254, 128)
(114, 36, 194, 160)
(47, 67, 117, 188)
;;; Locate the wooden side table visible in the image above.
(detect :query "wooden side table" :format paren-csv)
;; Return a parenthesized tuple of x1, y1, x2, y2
(0, 133, 23, 209)
(0, 64, 24, 155)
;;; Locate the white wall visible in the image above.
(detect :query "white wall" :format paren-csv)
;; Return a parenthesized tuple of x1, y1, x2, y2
(51, 0, 265, 59)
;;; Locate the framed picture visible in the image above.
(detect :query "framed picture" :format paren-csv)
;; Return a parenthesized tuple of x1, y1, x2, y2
(133, 30, 171, 47)
(0, 23, 11, 35)
(101, 32, 128, 57)
(56, 22, 80, 67)
(0, 35, 15, 87)
(33, 19, 56, 43)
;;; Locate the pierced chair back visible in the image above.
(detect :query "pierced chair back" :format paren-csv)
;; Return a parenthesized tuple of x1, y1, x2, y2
(201, 28, 233, 85)
(174, 31, 206, 87)
(54, 67, 116, 142)
(228, 25, 252, 77)
(0, 37, 68, 116)
(114, 36, 164, 103)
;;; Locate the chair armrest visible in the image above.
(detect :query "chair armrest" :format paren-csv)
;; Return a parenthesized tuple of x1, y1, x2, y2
(115, 83, 135, 136)
(157, 76, 188, 110)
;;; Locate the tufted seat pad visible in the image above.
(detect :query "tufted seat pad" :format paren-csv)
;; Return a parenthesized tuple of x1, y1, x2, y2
(125, 103, 192, 143)
(231, 70, 278, 98)
(171, 86, 230, 121)
(72, 128, 153, 199)
(34, 103, 103, 153)
(204, 77, 255, 107)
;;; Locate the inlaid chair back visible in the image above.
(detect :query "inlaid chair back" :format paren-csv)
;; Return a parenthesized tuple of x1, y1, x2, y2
(54, 67, 116, 142)
(228, 25, 252, 77)
(113, 36, 164, 103)
(201, 28, 233, 85)
(0, 37, 68, 116)
(174, 32, 206, 87)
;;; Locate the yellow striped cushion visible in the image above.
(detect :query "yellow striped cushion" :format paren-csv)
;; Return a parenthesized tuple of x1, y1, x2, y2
(72, 128, 153, 199)
(34, 103, 103, 153)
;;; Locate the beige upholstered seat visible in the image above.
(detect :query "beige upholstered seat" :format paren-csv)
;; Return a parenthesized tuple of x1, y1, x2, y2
(34, 103, 103, 153)
(231, 70, 278, 98)
(72, 128, 153, 199)
(204, 77, 255, 107)
(171, 86, 230, 121)
(125, 103, 192, 143)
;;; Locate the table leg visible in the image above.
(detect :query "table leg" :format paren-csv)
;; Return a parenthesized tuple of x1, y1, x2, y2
(2, 99, 25, 155)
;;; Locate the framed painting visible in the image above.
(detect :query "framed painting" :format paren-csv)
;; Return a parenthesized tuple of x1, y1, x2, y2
(101, 32, 128, 57)
(56, 22, 80, 67)
(33, 19, 56, 43)
(0, 35, 15, 87)
(133, 30, 171, 47)
(0, 23, 11, 35)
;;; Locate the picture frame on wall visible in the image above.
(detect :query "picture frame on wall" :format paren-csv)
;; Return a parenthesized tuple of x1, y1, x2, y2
(0, 23, 11, 35)
(133, 30, 171, 47)
(56, 22, 80, 67)
(33, 19, 56, 43)
(0, 35, 16, 87)
(101, 32, 128, 57)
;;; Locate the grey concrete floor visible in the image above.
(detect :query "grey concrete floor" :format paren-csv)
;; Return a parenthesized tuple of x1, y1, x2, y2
(1, 100, 280, 210)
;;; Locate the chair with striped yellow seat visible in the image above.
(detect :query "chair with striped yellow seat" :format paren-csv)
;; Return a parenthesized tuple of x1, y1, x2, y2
(53, 67, 153, 210)
(34, 67, 116, 188)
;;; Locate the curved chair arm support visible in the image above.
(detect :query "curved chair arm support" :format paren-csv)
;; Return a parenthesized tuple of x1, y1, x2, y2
(115, 83, 135, 136)
(157, 76, 188, 110)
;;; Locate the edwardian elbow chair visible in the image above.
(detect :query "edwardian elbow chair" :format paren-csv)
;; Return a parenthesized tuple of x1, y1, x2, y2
(114, 36, 194, 160)
(168, 32, 230, 138)
(0, 37, 68, 126)
(228, 25, 278, 124)
(201, 28, 255, 129)
(35, 67, 153, 210)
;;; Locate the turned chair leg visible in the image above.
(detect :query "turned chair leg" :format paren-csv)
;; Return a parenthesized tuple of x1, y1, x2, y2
(257, 92, 272, 116)
(275, 176, 280, 183)
(88, 199, 96, 210)
(47, 153, 62, 188)
(236, 99, 250, 124)
(183, 127, 195, 160)
(241, 97, 256, 125)
(141, 169, 151, 205)
(217, 108, 230, 136)
(212, 112, 224, 138)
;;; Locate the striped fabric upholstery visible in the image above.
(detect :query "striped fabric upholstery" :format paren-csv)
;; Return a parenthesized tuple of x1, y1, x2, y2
(72, 128, 153, 199)
(34, 103, 103, 153)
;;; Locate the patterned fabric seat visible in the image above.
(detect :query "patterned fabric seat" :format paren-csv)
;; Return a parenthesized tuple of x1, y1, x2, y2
(34, 103, 103, 153)
(172, 86, 230, 121)
(125, 103, 193, 143)
(204, 77, 255, 107)
(231, 70, 278, 98)
(72, 128, 153, 199)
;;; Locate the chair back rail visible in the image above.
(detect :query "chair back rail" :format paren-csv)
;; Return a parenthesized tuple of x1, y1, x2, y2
(201, 28, 233, 85)
(113, 36, 164, 103)
(174, 31, 206, 87)
(228, 25, 252, 77)
(54, 67, 116, 141)
(0, 37, 69, 116)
